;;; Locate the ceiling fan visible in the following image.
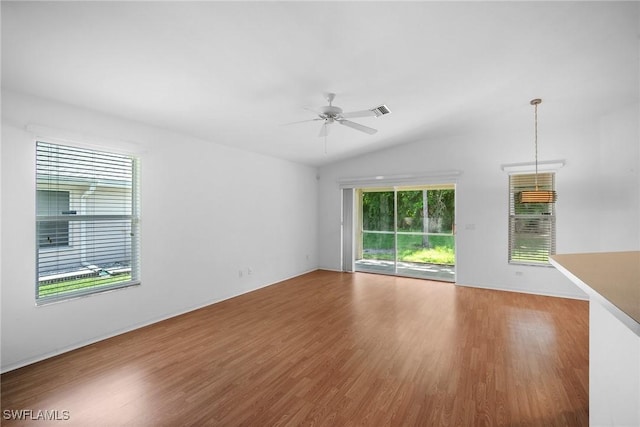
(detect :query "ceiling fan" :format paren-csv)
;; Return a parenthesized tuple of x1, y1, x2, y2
(291, 92, 391, 137)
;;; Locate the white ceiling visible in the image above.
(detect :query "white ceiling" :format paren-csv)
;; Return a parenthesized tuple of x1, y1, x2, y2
(2, 1, 638, 166)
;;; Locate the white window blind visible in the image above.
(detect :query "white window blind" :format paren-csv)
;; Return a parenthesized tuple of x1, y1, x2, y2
(508, 173, 556, 265)
(36, 141, 140, 303)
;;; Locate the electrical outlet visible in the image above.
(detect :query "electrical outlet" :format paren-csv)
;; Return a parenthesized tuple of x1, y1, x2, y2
(238, 270, 243, 278)
(515, 271, 524, 276)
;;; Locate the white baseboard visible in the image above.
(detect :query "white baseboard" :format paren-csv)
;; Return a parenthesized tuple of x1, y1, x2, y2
(2, 268, 586, 373)
(454, 281, 589, 301)
(1, 268, 320, 373)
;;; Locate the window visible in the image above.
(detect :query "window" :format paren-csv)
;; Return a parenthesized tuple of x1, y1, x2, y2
(509, 172, 556, 265)
(36, 141, 140, 303)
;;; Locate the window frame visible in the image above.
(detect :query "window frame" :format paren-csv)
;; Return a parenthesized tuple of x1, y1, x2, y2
(35, 141, 141, 304)
(508, 171, 556, 266)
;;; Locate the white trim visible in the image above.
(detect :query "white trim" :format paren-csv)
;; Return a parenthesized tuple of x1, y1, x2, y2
(501, 159, 565, 174)
(25, 124, 145, 155)
(338, 170, 462, 189)
(341, 189, 355, 272)
(317, 267, 346, 273)
(347, 182, 458, 282)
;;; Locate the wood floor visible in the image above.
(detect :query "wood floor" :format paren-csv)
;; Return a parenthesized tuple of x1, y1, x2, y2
(1, 270, 589, 426)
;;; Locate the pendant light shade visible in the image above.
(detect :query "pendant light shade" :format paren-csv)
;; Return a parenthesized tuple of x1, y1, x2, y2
(519, 189, 557, 203)
(520, 98, 557, 203)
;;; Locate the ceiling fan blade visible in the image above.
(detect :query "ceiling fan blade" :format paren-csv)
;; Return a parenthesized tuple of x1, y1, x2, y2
(338, 119, 378, 135)
(340, 109, 377, 119)
(282, 118, 322, 126)
(318, 122, 330, 137)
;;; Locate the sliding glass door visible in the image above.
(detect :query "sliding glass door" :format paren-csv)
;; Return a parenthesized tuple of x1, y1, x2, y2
(355, 184, 456, 282)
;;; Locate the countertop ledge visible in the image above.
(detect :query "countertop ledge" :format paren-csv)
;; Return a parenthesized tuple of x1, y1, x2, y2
(551, 251, 640, 337)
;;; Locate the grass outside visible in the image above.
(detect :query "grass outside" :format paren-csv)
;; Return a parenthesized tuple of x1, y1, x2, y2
(362, 233, 455, 265)
(399, 246, 455, 265)
(38, 273, 131, 298)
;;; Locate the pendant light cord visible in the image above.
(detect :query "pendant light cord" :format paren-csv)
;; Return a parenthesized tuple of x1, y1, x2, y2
(531, 99, 541, 191)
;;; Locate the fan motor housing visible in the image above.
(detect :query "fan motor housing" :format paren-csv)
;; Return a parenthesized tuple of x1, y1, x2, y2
(320, 105, 343, 117)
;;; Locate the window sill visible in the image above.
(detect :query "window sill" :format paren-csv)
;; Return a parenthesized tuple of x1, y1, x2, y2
(36, 280, 141, 306)
(509, 261, 555, 268)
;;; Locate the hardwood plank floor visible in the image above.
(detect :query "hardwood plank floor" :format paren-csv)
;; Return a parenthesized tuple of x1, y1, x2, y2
(1, 270, 589, 426)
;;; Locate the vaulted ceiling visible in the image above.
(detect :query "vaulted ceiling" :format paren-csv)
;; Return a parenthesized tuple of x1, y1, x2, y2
(2, 2, 638, 166)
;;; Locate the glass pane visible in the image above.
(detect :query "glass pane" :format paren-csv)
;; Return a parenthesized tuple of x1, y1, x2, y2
(396, 188, 455, 265)
(362, 190, 394, 232)
(361, 190, 394, 262)
(426, 189, 455, 233)
(37, 190, 70, 216)
(37, 221, 70, 248)
(362, 231, 394, 261)
(509, 217, 554, 263)
(511, 173, 555, 215)
(397, 190, 424, 231)
(37, 218, 134, 299)
(359, 190, 395, 274)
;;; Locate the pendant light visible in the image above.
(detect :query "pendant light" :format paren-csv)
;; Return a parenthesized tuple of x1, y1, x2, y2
(519, 98, 558, 203)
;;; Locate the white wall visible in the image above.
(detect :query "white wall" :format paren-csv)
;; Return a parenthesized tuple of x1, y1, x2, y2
(318, 2, 640, 298)
(590, 302, 640, 426)
(318, 100, 639, 299)
(1, 90, 318, 372)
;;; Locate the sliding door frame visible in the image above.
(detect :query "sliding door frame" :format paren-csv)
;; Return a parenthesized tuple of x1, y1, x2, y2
(341, 188, 355, 272)
(339, 171, 461, 278)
